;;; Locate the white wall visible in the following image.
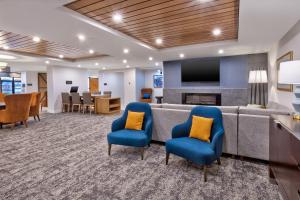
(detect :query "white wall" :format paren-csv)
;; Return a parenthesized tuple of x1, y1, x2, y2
(99, 71, 124, 106)
(21, 71, 38, 93)
(124, 68, 136, 106)
(47, 65, 88, 113)
(268, 20, 300, 110)
(135, 69, 145, 100)
(144, 69, 163, 103)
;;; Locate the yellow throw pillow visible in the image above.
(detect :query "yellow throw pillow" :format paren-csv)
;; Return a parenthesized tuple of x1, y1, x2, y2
(125, 111, 145, 130)
(189, 115, 214, 142)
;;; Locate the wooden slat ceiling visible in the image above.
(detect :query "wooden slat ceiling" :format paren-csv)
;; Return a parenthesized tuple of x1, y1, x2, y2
(0, 30, 108, 61)
(65, 0, 239, 49)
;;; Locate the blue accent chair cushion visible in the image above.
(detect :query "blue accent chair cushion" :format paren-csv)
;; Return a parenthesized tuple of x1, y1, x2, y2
(166, 106, 224, 165)
(143, 93, 151, 99)
(107, 102, 153, 148)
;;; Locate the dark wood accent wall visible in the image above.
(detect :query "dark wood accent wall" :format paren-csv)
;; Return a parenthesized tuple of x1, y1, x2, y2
(270, 115, 300, 200)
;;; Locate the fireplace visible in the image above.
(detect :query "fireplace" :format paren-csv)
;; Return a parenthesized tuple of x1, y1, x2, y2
(182, 93, 221, 106)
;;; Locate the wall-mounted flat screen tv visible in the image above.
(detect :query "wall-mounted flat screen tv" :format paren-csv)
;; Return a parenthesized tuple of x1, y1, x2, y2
(181, 58, 220, 82)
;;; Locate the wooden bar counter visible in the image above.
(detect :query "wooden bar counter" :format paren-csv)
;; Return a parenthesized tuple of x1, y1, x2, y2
(94, 96, 121, 114)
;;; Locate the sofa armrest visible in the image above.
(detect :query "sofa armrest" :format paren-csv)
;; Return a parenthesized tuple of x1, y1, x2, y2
(172, 122, 189, 138)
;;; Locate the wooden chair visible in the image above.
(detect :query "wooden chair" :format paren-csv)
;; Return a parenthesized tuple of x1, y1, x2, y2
(0, 93, 32, 128)
(103, 91, 112, 98)
(82, 92, 95, 114)
(140, 88, 153, 103)
(29, 92, 41, 121)
(71, 93, 82, 112)
(61, 92, 71, 112)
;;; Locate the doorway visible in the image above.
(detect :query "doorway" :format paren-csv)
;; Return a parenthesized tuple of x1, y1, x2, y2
(38, 73, 47, 108)
(89, 77, 99, 93)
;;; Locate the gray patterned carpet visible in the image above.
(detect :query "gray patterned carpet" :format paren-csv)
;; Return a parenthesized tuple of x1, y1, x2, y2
(0, 113, 280, 200)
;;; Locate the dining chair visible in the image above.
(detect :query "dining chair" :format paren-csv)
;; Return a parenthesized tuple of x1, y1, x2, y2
(103, 91, 112, 98)
(82, 92, 95, 114)
(29, 92, 41, 121)
(61, 92, 71, 112)
(71, 93, 82, 112)
(0, 93, 32, 128)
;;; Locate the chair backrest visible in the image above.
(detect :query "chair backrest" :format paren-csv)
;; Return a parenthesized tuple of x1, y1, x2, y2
(141, 88, 153, 96)
(71, 93, 81, 104)
(82, 92, 93, 104)
(0, 93, 5, 102)
(123, 102, 152, 130)
(4, 93, 32, 122)
(185, 106, 224, 139)
(103, 91, 112, 97)
(61, 92, 70, 104)
(30, 92, 41, 116)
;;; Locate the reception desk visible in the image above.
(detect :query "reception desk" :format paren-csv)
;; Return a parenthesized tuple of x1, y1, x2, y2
(94, 97, 121, 114)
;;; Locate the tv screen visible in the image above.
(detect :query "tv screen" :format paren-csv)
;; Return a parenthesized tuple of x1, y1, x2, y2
(181, 58, 220, 82)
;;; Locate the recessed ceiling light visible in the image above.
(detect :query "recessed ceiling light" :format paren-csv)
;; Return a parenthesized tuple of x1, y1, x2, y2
(123, 48, 129, 54)
(95, 62, 99, 66)
(218, 49, 224, 54)
(179, 53, 185, 58)
(89, 49, 94, 54)
(102, 67, 106, 70)
(212, 28, 222, 36)
(59, 55, 64, 58)
(155, 38, 163, 45)
(77, 34, 86, 41)
(45, 60, 50, 64)
(155, 62, 159, 66)
(199, 0, 214, 3)
(126, 65, 130, 68)
(0, 62, 8, 67)
(77, 64, 81, 68)
(112, 13, 123, 23)
(123, 59, 127, 64)
(0, 54, 16, 60)
(149, 57, 153, 61)
(33, 36, 41, 43)
(2, 45, 9, 50)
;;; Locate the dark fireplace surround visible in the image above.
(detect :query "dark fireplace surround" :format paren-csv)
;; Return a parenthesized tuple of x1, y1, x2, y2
(182, 93, 221, 106)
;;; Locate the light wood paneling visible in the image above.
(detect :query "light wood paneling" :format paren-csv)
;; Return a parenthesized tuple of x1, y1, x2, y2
(65, 0, 239, 48)
(0, 30, 108, 61)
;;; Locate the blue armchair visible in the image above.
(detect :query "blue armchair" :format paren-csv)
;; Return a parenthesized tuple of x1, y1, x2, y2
(107, 102, 153, 160)
(165, 106, 224, 182)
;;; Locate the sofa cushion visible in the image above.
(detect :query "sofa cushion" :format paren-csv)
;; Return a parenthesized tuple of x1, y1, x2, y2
(166, 137, 215, 165)
(239, 106, 291, 116)
(107, 129, 148, 147)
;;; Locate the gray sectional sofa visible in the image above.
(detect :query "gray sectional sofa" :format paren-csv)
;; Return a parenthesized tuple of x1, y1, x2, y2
(150, 103, 290, 161)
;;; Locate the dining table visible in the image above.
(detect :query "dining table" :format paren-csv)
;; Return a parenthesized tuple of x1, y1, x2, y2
(0, 102, 5, 110)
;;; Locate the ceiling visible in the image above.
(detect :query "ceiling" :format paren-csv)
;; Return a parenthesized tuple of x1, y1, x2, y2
(65, 0, 239, 49)
(0, 0, 299, 71)
(0, 30, 108, 61)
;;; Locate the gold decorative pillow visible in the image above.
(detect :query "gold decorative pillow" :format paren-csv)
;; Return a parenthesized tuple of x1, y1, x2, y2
(189, 115, 214, 142)
(125, 111, 145, 130)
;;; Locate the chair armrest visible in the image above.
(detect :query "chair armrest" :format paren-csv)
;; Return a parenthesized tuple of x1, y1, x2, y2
(172, 122, 189, 138)
(144, 119, 153, 141)
(211, 129, 224, 158)
(111, 117, 125, 132)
